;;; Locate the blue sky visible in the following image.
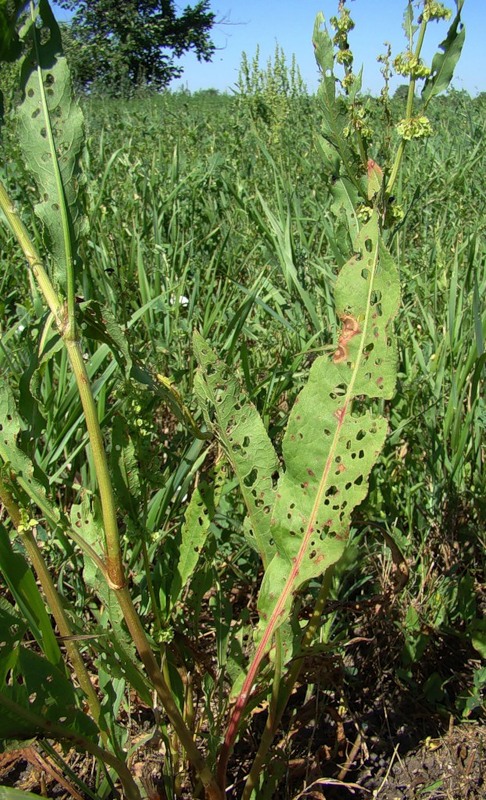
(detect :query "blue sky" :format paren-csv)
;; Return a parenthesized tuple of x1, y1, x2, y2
(53, 1, 485, 96)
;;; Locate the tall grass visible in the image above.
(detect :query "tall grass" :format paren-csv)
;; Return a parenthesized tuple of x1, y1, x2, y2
(0, 11, 484, 795)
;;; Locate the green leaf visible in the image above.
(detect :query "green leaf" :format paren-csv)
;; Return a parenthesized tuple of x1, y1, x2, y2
(0, 646, 97, 744)
(257, 212, 400, 645)
(0, 0, 29, 62)
(0, 578, 95, 744)
(0, 383, 61, 528)
(0, 787, 53, 799)
(0, 597, 28, 682)
(312, 12, 334, 75)
(77, 300, 132, 375)
(402, 1, 417, 46)
(193, 332, 279, 568)
(169, 462, 226, 609)
(110, 415, 140, 517)
(0, 523, 62, 667)
(422, 7, 465, 105)
(17, 0, 86, 291)
(330, 177, 360, 241)
(469, 618, 486, 659)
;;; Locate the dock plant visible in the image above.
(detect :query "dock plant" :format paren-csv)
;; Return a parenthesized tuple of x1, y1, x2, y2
(0, 1, 468, 798)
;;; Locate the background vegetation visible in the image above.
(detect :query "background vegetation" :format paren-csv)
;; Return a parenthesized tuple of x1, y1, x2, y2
(0, 6, 484, 798)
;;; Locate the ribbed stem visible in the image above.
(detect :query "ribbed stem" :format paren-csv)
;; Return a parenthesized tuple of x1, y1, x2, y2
(0, 181, 221, 797)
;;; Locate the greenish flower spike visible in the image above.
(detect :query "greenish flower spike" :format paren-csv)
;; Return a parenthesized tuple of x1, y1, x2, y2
(336, 49, 353, 66)
(330, 9, 354, 35)
(394, 51, 431, 79)
(421, 1, 452, 23)
(396, 115, 433, 140)
(341, 72, 357, 93)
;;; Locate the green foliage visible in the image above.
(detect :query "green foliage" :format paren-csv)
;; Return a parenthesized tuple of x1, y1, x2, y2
(17, 0, 86, 292)
(256, 213, 399, 641)
(0, 1, 482, 798)
(0, 587, 97, 742)
(58, 0, 216, 96)
(0, 526, 62, 666)
(0, 0, 28, 63)
(422, 1, 465, 104)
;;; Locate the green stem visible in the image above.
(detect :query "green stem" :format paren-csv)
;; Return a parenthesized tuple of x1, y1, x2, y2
(63, 338, 125, 590)
(0, 182, 222, 798)
(23, 533, 103, 722)
(0, 180, 63, 321)
(141, 537, 164, 637)
(0, 476, 103, 730)
(386, 16, 428, 197)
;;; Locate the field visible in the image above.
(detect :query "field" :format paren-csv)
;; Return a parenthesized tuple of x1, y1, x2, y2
(0, 9, 485, 800)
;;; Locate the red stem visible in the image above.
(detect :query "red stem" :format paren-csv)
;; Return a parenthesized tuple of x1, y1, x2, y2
(217, 420, 343, 789)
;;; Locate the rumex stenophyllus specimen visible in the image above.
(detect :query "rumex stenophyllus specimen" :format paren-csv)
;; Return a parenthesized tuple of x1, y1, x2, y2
(194, 198, 400, 784)
(0, 1, 467, 798)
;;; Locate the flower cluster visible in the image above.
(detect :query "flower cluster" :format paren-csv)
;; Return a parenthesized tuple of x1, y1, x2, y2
(17, 509, 37, 533)
(357, 204, 373, 223)
(336, 48, 353, 67)
(330, 8, 355, 39)
(421, 1, 452, 23)
(387, 202, 405, 224)
(394, 51, 431, 79)
(396, 115, 433, 140)
(343, 104, 374, 142)
(330, 6, 355, 80)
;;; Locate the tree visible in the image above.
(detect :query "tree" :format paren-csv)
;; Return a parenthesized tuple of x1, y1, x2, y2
(58, 0, 216, 95)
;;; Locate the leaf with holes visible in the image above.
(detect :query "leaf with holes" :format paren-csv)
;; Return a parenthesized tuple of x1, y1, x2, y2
(17, 0, 86, 291)
(193, 332, 279, 568)
(0, 642, 98, 743)
(256, 211, 399, 651)
(0, 576, 97, 743)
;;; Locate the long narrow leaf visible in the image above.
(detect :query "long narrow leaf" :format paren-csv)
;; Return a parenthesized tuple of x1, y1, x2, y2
(0, 524, 62, 666)
(422, 3, 465, 105)
(17, 0, 86, 292)
(257, 211, 400, 646)
(193, 333, 279, 567)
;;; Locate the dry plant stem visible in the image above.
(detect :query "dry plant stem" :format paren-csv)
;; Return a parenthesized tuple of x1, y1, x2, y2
(0, 183, 223, 800)
(0, 692, 142, 800)
(0, 476, 103, 727)
(240, 568, 335, 800)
